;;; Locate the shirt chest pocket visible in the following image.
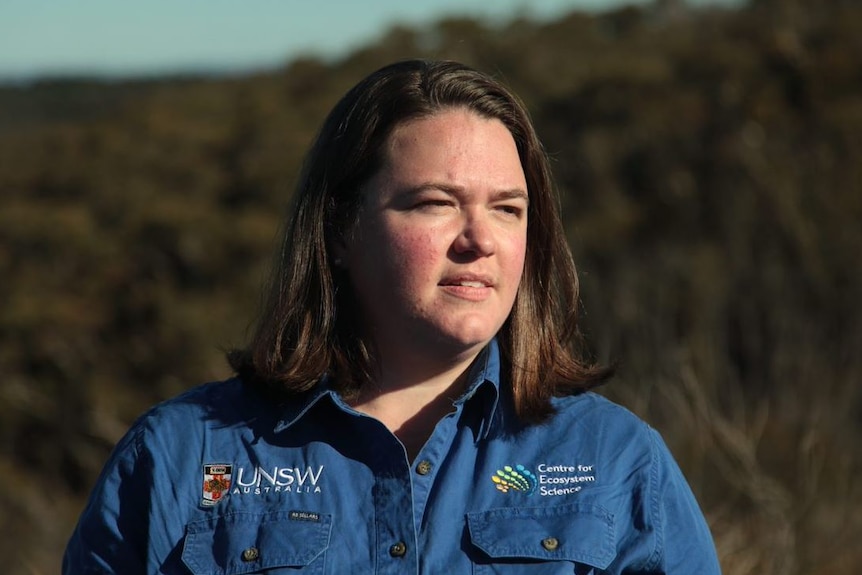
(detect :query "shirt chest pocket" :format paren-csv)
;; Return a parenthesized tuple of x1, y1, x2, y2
(466, 503, 616, 574)
(182, 510, 332, 575)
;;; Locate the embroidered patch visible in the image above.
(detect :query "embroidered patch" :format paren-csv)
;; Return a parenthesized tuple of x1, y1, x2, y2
(289, 510, 320, 522)
(201, 463, 232, 507)
(491, 464, 537, 495)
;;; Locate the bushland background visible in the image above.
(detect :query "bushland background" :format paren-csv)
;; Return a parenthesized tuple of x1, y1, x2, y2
(1, 0, 859, 573)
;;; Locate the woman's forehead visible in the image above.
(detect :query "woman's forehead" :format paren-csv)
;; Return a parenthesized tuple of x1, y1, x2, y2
(368, 109, 526, 199)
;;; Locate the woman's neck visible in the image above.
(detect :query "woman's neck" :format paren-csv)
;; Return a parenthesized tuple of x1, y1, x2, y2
(348, 347, 481, 461)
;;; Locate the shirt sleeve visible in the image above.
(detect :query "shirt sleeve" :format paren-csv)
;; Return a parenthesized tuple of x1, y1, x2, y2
(645, 427, 722, 574)
(63, 422, 151, 575)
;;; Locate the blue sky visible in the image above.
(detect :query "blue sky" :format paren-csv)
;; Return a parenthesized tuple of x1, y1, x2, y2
(0, 0, 738, 81)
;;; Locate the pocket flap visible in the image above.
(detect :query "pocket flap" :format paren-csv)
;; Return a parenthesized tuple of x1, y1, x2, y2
(182, 510, 332, 575)
(467, 503, 616, 569)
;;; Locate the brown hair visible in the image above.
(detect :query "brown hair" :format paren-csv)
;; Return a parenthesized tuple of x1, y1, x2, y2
(229, 59, 610, 422)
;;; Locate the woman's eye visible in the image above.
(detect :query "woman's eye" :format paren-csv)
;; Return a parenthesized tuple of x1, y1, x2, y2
(415, 199, 453, 210)
(496, 205, 523, 217)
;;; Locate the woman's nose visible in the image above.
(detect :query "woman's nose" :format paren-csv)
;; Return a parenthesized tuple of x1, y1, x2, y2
(452, 210, 496, 256)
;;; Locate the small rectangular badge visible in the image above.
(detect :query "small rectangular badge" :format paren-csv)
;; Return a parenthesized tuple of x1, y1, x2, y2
(201, 463, 232, 507)
(289, 510, 320, 522)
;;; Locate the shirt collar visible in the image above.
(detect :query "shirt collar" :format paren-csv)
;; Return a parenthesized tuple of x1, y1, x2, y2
(272, 381, 335, 434)
(453, 338, 503, 440)
(273, 338, 505, 440)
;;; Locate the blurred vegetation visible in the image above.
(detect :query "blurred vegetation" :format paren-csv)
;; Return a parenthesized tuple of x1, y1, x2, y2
(1, 0, 860, 573)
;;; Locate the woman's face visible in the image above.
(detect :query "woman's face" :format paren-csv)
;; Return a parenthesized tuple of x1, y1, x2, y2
(339, 107, 528, 364)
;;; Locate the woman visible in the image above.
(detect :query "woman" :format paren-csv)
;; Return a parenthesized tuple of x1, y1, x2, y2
(64, 60, 721, 574)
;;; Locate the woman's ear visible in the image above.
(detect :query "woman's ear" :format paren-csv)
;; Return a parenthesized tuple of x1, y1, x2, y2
(328, 196, 359, 269)
(329, 234, 349, 269)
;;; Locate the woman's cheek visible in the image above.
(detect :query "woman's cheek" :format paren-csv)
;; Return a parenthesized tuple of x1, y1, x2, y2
(390, 226, 442, 263)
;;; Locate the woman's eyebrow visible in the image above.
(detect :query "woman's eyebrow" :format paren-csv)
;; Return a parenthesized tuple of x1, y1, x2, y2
(402, 183, 529, 203)
(402, 182, 461, 196)
(492, 188, 530, 204)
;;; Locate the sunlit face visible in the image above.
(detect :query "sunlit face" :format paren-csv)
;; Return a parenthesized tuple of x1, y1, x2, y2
(339, 107, 529, 364)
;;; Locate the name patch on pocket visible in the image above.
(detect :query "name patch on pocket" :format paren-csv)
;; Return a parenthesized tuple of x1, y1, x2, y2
(289, 510, 320, 522)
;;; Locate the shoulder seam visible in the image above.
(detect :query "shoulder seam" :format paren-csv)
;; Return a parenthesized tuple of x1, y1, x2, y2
(644, 427, 664, 571)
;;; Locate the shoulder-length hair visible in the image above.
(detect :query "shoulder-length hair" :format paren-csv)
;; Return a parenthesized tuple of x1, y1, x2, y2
(229, 59, 610, 423)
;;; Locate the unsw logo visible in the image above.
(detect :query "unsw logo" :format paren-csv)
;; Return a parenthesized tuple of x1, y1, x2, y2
(231, 465, 324, 496)
(201, 462, 325, 505)
(201, 464, 232, 507)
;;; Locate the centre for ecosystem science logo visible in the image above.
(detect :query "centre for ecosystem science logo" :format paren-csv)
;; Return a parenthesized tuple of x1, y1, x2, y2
(491, 465, 537, 494)
(492, 462, 596, 497)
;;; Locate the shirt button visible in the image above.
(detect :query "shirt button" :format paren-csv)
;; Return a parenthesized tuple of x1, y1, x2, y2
(241, 546, 260, 562)
(389, 541, 407, 557)
(541, 537, 559, 551)
(416, 460, 433, 475)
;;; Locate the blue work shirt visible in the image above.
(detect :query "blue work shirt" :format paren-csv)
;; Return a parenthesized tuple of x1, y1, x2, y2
(64, 340, 721, 574)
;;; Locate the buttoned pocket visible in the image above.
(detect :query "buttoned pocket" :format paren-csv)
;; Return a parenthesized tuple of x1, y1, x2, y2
(466, 503, 616, 574)
(182, 510, 332, 575)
